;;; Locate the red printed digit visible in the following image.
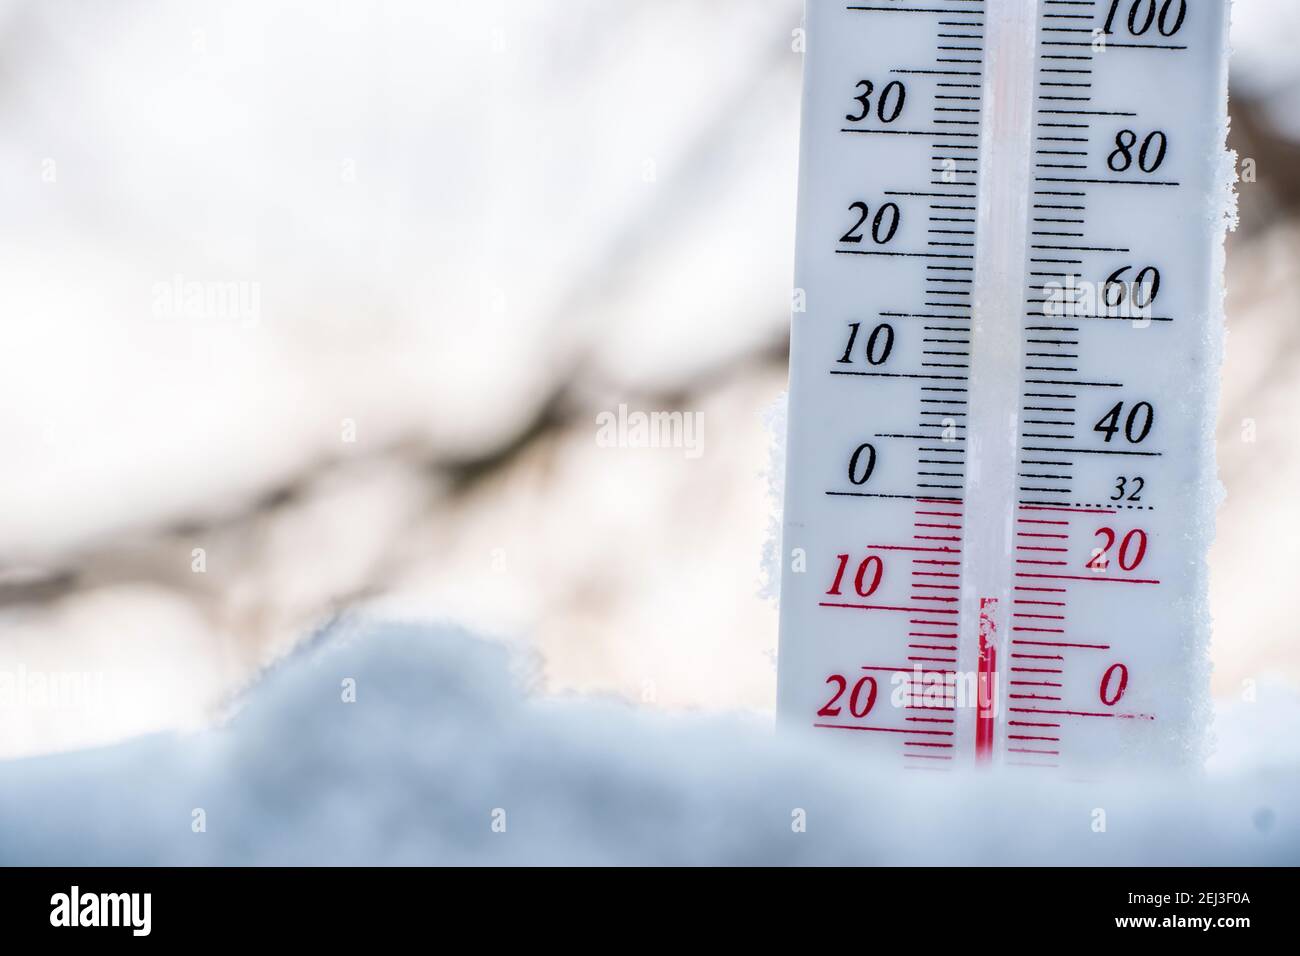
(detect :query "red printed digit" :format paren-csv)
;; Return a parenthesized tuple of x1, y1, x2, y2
(1087, 527, 1116, 569)
(826, 554, 850, 595)
(818, 674, 847, 716)
(854, 556, 884, 597)
(1100, 663, 1129, 706)
(849, 676, 878, 718)
(1118, 529, 1148, 571)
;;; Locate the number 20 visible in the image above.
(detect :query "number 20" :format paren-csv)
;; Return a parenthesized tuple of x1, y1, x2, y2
(1086, 527, 1148, 571)
(840, 202, 900, 244)
(818, 674, 879, 718)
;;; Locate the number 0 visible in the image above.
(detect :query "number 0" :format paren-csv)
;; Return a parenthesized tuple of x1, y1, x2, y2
(1101, 663, 1129, 706)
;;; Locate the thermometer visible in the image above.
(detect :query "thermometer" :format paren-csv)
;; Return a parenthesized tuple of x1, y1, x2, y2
(777, 0, 1232, 770)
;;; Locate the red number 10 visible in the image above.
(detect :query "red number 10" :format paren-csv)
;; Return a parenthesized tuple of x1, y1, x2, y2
(826, 553, 884, 598)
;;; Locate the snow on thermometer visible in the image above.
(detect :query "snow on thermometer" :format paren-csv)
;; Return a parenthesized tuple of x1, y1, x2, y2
(777, 0, 1232, 770)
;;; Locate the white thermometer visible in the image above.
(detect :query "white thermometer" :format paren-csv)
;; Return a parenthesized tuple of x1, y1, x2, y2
(778, 0, 1232, 770)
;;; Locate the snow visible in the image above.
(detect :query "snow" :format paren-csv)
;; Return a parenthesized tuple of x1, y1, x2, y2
(0, 621, 1294, 865)
(758, 391, 787, 604)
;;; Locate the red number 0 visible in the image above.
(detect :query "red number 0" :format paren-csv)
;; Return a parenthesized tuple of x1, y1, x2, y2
(1100, 663, 1129, 706)
(850, 676, 878, 717)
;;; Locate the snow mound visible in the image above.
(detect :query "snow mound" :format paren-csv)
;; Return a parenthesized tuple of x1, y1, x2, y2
(0, 622, 1295, 865)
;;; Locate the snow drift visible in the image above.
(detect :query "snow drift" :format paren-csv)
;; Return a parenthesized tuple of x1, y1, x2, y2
(0, 621, 1295, 865)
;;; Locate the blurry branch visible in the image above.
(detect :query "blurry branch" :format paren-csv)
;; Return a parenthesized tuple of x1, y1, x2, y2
(443, 332, 790, 496)
(0, 328, 790, 614)
(445, 34, 799, 491)
(1228, 91, 1300, 238)
(1215, 91, 1300, 488)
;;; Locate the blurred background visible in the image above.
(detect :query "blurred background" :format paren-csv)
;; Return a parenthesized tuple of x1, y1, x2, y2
(0, 0, 1294, 759)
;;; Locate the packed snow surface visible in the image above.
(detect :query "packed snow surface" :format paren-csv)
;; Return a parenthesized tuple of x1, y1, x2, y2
(0, 622, 1295, 865)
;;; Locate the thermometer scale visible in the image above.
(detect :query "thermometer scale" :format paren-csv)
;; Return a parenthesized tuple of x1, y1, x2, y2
(777, 0, 1231, 769)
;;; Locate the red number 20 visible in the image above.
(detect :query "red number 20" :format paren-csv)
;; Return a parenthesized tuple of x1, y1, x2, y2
(818, 674, 879, 718)
(1086, 527, 1148, 571)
